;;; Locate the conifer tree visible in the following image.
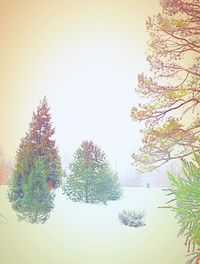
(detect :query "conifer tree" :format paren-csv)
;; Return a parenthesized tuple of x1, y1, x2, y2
(14, 96, 61, 190)
(28, 96, 61, 188)
(63, 140, 122, 204)
(9, 97, 61, 222)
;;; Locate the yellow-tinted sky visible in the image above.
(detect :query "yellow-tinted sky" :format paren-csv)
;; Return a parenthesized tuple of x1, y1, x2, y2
(0, 0, 160, 176)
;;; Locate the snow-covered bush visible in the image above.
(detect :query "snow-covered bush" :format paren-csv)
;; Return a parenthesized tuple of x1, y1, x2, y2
(119, 210, 145, 227)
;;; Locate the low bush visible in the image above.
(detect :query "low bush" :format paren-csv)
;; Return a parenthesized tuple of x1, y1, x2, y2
(119, 210, 145, 228)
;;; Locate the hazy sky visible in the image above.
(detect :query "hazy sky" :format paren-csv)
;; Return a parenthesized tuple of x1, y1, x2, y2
(0, 0, 160, 176)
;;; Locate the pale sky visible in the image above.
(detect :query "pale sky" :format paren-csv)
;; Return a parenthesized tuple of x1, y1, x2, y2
(0, 0, 160, 177)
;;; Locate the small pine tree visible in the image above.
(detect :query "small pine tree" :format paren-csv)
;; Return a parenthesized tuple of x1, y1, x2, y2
(8, 158, 55, 224)
(63, 140, 122, 203)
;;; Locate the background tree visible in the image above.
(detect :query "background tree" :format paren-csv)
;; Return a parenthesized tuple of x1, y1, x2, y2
(0, 147, 13, 185)
(0, 147, 8, 224)
(63, 140, 122, 204)
(0, 147, 5, 185)
(131, 0, 200, 171)
(8, 158, 55, 224)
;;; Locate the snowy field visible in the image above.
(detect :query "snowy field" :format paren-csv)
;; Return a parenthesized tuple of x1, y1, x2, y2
(0, 186, 186, 264)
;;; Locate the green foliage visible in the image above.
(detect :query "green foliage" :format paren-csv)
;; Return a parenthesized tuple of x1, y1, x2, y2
(28, 97, 62, 188)
(14, 96, 62, 190)
(118, 210, 145, 228)
(63, 140, 122, 204)
(8, 97, 61, 223)
(168, 154, 200, 263)
(8, 158, 55, 224)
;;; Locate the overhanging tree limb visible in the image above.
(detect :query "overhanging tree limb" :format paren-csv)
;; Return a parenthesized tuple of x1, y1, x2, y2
(132, 0, 200, 171)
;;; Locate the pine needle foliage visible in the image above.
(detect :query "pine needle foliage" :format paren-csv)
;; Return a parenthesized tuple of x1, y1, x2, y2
(8, 158, 55, 224)
(63, 140, 122, 204)
(167, 153, 200, 263)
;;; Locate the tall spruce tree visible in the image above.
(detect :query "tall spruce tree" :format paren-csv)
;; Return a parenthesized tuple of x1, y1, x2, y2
(63, 140, 122, 204)
(8, 97, 61, 222)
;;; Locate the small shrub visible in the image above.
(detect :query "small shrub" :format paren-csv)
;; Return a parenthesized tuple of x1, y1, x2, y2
(119, 210, 145, 228)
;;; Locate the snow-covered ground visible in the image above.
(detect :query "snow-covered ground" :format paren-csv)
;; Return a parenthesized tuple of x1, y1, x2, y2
(0, 186, 186, 264)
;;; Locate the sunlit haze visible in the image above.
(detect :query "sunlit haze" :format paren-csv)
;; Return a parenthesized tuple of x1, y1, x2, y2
(0, 0, 160, 177)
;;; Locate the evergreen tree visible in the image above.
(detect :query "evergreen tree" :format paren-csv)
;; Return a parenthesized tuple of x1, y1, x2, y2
(13, 96, 61, 191)
(8, 97, 61, 222)
(28, 96, 61, 188)
(63, 140, 122, 204)
(9, 158, 55, 224)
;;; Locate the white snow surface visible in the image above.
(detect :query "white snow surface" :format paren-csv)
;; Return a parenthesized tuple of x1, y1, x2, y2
(0, 186, 186, 264)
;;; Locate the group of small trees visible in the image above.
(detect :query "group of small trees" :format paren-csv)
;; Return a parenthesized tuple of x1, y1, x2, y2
(8, 97, 122, 223)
